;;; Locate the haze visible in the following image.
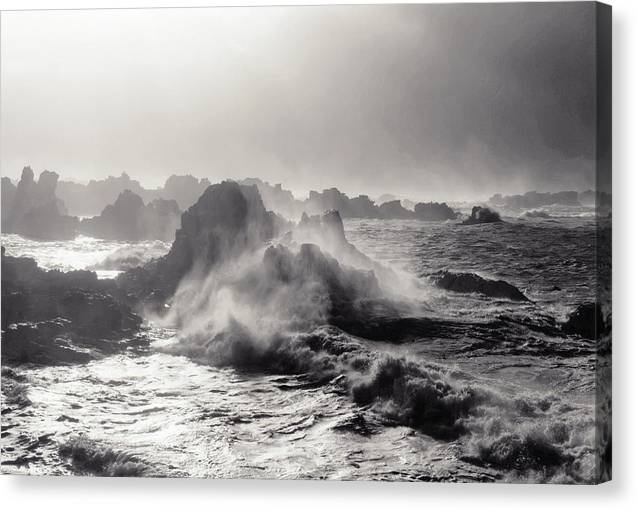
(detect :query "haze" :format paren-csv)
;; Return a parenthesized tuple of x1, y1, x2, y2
(0, 3, 603, 201)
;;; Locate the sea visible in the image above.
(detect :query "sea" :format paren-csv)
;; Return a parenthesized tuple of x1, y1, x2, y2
(1, 208, 606, 483)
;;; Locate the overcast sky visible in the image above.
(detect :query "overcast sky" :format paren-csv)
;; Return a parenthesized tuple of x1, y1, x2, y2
(1, 3, 601, 200)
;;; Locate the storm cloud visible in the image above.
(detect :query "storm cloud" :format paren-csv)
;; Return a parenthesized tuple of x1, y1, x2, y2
(1, 3, 600, 200)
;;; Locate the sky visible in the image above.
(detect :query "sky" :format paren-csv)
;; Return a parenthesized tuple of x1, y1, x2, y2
(0, 3, 605, 201)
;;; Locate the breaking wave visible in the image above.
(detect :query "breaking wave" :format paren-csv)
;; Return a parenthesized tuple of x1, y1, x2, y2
(59, 437, 154, 477)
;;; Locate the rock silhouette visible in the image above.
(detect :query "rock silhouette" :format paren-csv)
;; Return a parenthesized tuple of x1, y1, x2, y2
(1, 248, 142, 365)
(462, 206, 502, 225)
(414, 202, 458, 221)
(79, 190, 180, 242)
(432, 271, 529, 302)
(117, 181, 280, 309)
(562, 303, 607, 339)
(1, 167, 78, 240)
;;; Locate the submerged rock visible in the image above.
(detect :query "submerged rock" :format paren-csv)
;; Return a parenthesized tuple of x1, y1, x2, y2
(462, 206, 502, 225)
(1, 249, 142, 365)
(562, 303, 607, 340)
(432, 271, 529, 302)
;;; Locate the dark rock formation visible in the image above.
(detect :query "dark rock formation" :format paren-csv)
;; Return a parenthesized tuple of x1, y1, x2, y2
(117, 181, 280, 309)
(523, 210, 551, 218)
(79, 190, 180, 241)
(378, 200, 415, 220)
(1, 249, 142, 365)
(489, 190, 580, 209)
(1, 167, 78, 240)
(432, 271, 529, 302)
(462, 206, 502, 225)
(414, 202, 458, 221)
(562, 303, 607, 340)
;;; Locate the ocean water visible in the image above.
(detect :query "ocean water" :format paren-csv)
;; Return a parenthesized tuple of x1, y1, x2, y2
(1, 214, 603, 482)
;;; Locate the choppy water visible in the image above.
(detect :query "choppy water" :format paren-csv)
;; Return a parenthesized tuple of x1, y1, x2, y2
(1, 215, 602, 482)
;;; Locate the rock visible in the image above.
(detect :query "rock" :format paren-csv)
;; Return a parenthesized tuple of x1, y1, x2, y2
(117, 181, 279, 308)
(1, 177, 17, 231)
(432, 271, 529, 302)
(562, 302, 606, 339)
(79, 190, 180, 241)
(414, 202, 458, 221)
(523, 210, 551, 218)
(263, 243, 384, 325)
(57, 172, 155, 217)
(293, 210, 382, 274)
(489, 190, 580, 209)
(462, 206, 502, 225)
(378, 200, 415, 220)
(1, 250, 142, 365)
(16, 201, 79, 240)
(162, 174, 211, 210)
(1, 167, 78, 240)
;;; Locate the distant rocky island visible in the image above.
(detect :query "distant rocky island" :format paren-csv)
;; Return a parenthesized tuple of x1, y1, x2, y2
(3, 166, 612, 244)
(2, 168, 181, 242)
(489, 190, 611, 209)
(3, 169, 461, 240)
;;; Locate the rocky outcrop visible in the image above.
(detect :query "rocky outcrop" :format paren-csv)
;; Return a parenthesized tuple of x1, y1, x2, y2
(1, 249, 142, 365)
(414, 202, 458, 221)
(263, 243, 384, 325)
(79, 191, 180, 242)
(1, 177, 17, 231)
(562, 303, 607, 340)
(462, 206, 502, 225)
(432, 271, 529, 302)
(117, 181, 281, 309)
(489, 191, 580, 209)
(523, 210, 551, 219)
(162, 174, 211, 210)
(378, 200, 414, 220)
(1, 167, 78, 240)
(57, 172, 157, 217)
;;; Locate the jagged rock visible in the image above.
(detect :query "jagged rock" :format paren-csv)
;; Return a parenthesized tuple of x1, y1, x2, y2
(57, 172, 155, 217)
(432, 271, 529, 302)
(462, 206, 502, 225)
(79, 190, 180, 241)
(263, 243, 384, 325)
(1, 167, 78, 240)
(117, 181, 279, 308)
(293, 210, 379, 272)
(1, 249, 142, 365)
(562, 303, 607, 340)
(414, 202, 458, 221)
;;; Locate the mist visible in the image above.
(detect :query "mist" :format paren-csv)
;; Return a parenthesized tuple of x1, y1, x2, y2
(1, 3, 601, 201)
